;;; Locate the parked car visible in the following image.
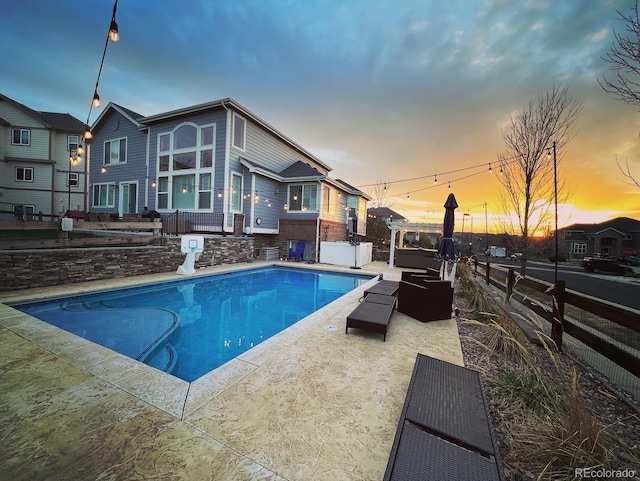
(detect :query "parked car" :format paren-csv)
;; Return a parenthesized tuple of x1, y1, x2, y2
(581, 256, 630, 275)
(620, 255, 640, 267)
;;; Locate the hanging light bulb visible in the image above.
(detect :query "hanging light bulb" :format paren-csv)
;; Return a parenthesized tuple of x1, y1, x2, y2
(383, 182, 387, 192)
(434, 174, 438, 184)
(448, 182, 451, 190)
(76, 144, 83, 156)
(92, 92, 101, 108)
(151, 179, 156, 188)
(489, 163, 493, 174)
(499, 165, 503, 175)
(84, 128, 93, 140)
(109, 20, 119, 42)
(406, 192, 410, 199)
(101, 166, 107, 174)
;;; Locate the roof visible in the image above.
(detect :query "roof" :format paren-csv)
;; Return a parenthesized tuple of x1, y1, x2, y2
(367, 206, 407, 222)
(279, 161, 323, 178)
(90, 102, 145, 131)
(0, 93, 85, 133)
(332, 178, 372, 200)
(138, 97, 332, 173)
(561, 217, 640, 235)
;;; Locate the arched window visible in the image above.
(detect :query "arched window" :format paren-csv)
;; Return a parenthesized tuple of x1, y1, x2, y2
(174, 125, 197, 149)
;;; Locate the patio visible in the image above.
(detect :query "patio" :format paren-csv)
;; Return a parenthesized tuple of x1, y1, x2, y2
(0, 261, 463, 480)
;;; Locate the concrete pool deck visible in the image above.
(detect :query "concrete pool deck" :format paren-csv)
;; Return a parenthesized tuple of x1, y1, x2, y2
(0, 260, 464, 480)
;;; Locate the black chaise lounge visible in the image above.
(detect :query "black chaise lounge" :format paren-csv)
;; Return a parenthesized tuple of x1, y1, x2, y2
(346, 292, 396, 341)
(384, 354, 505, 481)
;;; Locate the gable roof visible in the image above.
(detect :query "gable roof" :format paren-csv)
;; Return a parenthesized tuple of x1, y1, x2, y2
(0, 93, 85, 133)
(279, 161, 323, 178)
(367, 206, 407, 222)
(240, 158, 324, 182)
(561, 217, 640, 235)
(90, 102, 146, 131)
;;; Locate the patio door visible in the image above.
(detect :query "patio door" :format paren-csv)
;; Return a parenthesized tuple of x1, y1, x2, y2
(119, 182, 138, 216)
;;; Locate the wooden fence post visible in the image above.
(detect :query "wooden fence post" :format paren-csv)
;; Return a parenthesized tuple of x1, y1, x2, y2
(505, 268, 515, 305)
(551, 280, 566, 351)
(485, 260, 490, 285)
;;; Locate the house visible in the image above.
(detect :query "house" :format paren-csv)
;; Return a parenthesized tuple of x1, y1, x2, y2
(0, 93, 87, 219)
(558, 217, 640, 260)
(88, 98, 370, 260)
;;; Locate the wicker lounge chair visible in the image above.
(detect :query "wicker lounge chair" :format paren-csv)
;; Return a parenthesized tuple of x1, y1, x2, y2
(364, 280, 399, 297)
(384, 354, 505, 481)
(397, 278, 453, 322)
(346, 293, 396, 341)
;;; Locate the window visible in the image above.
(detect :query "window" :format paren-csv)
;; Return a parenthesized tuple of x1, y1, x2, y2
(12, 129, 30, 145)
(104, 138, 126, 165)
(15, 167, 33, 182)
(175, 125, 197, 149)
(68, 135, 80, 152)
(323, 186, 330, 213)
(93, 183, 116, 207)
(199, 173, 211, 208)
(159, 134, 170, 152)
(231, 172, 242, 211)
(157, 177, 169, 209)
(173, 152, 196, 170)
(233, 114, 246, 150)
(288, 184, 318, 211)
(201, 126, 214, 145)
(573, 242, 587, 255)
(200, 149, 213, 168)
(172, 174, 195, 209)
(68, 172, 79, 187)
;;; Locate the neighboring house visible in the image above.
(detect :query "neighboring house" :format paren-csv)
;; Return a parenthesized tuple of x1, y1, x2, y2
(0, 93, 87, 219)
(558, 217, 640, 260)
(88, 98, 370, 260)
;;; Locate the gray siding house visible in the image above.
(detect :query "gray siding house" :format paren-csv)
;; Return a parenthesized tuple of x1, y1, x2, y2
(0, 93, 87, 219)
(88, 98, 369, 259)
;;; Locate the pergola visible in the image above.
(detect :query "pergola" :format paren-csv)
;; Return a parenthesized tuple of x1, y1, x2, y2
(386, 221, 442, 268)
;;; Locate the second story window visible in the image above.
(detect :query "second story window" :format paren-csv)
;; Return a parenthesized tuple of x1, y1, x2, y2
(68, 135, 80, 152)
(16, 167, 34, 182)
(68, 172, 79, 187)
(12, 129, 30, 146)
(233, 114, 246, 150)
(104, 138, 127, 165)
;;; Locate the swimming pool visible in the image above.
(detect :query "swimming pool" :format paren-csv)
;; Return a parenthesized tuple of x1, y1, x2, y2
(14, 266, 372, 382)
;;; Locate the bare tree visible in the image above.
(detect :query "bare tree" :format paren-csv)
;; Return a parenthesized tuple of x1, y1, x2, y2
(617, 156, 640, 188)
(497, 85, 582, 276)
(599, 0, 640, 187)
(368, 181, 395, 208)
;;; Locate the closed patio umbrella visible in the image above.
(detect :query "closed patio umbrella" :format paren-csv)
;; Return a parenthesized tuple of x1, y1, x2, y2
(438, 193, 458, 284)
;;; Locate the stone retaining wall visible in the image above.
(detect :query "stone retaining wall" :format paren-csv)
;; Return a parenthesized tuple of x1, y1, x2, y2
(0, 236, 254, 291)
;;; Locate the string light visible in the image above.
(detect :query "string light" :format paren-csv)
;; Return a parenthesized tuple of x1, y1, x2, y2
(434, 174, 438, 184)
(488, 163, 493, 174)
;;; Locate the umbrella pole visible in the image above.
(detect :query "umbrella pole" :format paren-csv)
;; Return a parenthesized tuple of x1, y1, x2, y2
(350, 236, 361, 270)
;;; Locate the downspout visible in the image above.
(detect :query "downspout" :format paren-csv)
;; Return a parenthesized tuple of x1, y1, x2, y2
(49, 130, 55, 216)
(221, 101, 231, 233)
(145, 128, 150, 210)
(83, 141, 89, 212)
(315, 179, 321, 263)
(249, 173, 256, 234)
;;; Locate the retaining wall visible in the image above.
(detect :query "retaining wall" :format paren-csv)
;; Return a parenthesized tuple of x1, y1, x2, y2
(0, 236, 254, 291)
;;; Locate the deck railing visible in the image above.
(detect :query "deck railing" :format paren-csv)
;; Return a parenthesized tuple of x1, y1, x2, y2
(161, 210, 224, 235)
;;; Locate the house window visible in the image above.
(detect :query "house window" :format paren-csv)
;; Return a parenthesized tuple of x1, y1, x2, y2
(175, 125, 197, 149)
(15, 167, 34, 182)
(199, 173, 211, 208)
(156, 124, 215, 211)
(573, 242, 587, 255)
(288, 184, 317, 211)
(12, 129, 30, 145)
(323, 186, 330, 213)
(233, 114, 246, 150)
(68, 172, 79, 187)
(172, 174, 196, 209)
(92, 183, 116, 207)
(68, 135, 80, 152)
(157, 177, 169, 209)
(231, 172, 242, 211)
(104, 138, 127, 165)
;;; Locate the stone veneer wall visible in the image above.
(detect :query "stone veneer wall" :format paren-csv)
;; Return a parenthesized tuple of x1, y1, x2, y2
(0, 236, 254, 291)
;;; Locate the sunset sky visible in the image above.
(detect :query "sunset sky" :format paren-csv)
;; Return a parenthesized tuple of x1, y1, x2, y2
(2, 0, 639, 233)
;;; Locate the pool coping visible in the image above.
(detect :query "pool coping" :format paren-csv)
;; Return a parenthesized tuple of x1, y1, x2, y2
(0, 261, 382, 419)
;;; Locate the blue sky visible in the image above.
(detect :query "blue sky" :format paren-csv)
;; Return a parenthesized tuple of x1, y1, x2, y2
(2, 0, 639, 229)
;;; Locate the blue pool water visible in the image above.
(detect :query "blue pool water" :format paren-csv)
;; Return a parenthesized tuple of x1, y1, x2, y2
(14, 266, 372, 382)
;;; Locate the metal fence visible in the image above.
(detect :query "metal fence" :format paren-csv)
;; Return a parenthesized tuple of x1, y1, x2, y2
(161, 211, 224, 235)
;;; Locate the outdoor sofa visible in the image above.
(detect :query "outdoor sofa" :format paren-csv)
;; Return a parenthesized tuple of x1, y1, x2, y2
(397, 274, 454, 322)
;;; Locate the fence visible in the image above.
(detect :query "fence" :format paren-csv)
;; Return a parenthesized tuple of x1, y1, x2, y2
(162, 211, 224, 235)
(475, 260, 640, 406)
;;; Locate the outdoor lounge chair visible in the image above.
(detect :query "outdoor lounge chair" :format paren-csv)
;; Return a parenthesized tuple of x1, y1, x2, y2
(397, 279, 453, 322)
(364, 279, 400, 297)
(384, 354, 505, 480)
(346, 293, 396, 341)
(288, 240, 305, 261)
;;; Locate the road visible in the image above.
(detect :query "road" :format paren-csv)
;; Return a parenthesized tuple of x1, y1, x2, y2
(491, 259, 640, 311)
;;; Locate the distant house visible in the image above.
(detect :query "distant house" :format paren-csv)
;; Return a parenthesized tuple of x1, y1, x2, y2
(88, 98, 370, 260)
(558, 217, 640, 260)
(367, 206, 407, 223)
(0, 93, 87, 219)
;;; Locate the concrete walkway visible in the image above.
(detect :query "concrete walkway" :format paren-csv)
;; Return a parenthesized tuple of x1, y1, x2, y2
(0, 261, 463, 481)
